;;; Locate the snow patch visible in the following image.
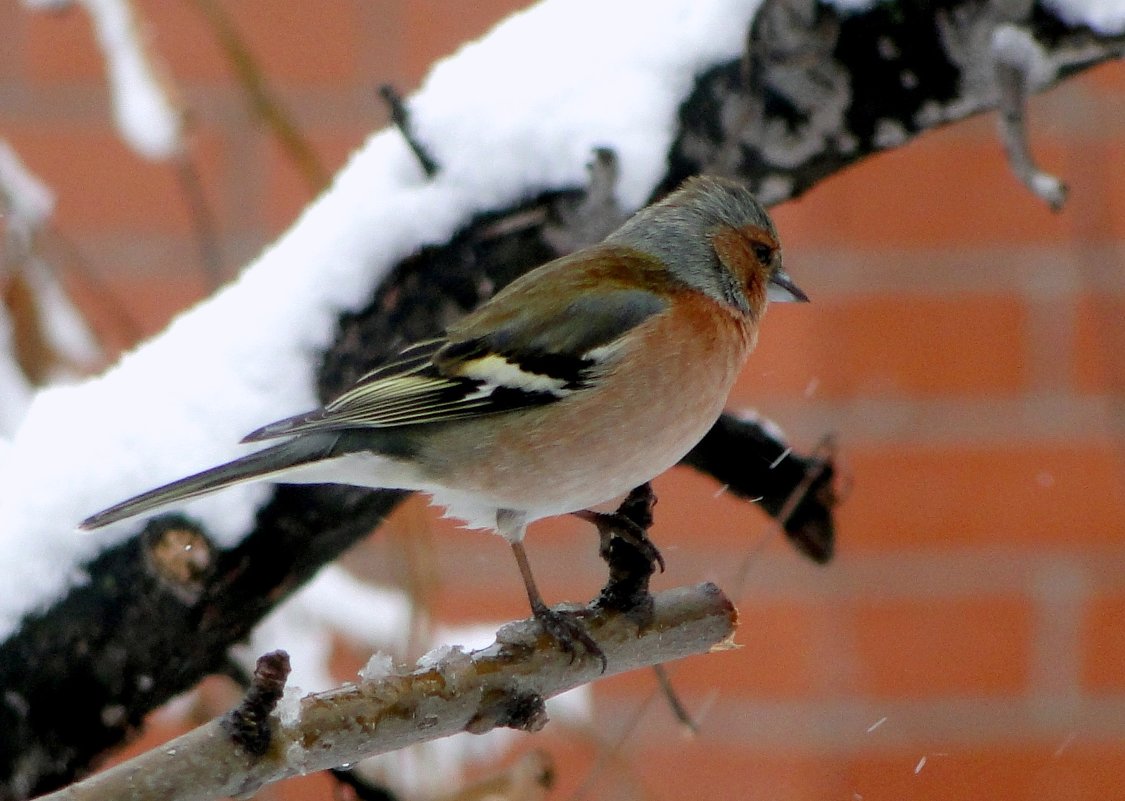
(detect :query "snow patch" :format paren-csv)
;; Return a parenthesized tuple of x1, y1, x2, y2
(358, 652, 396, 683)
(1043, 0, 1125, 33)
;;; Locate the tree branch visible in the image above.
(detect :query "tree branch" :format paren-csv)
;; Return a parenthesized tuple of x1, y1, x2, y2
(34, 583, 736, 801)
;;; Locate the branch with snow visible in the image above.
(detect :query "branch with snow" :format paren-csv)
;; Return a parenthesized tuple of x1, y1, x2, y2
(1, 0, 1122, 797)
(0, 140, 101, 428)
(72, 0, 184, 160)
(992, 23, 1068, 209)
(34, 583, 736, 801)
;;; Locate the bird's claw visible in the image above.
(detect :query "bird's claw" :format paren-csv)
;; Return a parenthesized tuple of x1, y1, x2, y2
(531, 601, 607, 672)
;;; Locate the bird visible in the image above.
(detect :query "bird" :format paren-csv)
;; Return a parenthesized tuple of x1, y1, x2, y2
(81, 175, 808, 662)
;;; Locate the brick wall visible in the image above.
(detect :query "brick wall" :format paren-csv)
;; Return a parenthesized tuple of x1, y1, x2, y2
(4, 2, 1123, 800)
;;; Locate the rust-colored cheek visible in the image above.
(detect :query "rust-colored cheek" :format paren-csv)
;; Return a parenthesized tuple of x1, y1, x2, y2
(711, 227, 770, 311)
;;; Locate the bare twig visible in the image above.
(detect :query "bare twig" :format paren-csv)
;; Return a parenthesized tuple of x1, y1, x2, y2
(730, 434, 837, 600)
(188, 0, 328, 194)
(36, 583, 736, 801)
(651, 664, 699, 735)
(566, 688, 659, 801)
(43, 225, 145, 349)
(174, 153, 224, 288)
(1, 267, 57, 385)
(378, 85, 440, 178)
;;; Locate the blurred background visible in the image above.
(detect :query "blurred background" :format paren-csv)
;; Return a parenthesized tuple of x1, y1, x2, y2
(2, 1, 1123, 799)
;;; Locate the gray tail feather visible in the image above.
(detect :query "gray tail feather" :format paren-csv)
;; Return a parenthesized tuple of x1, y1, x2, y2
(79, 434, 338, 530)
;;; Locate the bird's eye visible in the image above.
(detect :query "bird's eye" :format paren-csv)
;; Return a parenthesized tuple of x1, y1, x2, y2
(751, 243, 773, 264)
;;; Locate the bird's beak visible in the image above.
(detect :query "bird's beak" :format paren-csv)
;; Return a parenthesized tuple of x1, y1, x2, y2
(767, 268, 810, 303)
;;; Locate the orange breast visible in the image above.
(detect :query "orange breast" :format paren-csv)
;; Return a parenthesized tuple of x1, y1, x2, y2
(421, 291, 756, 518)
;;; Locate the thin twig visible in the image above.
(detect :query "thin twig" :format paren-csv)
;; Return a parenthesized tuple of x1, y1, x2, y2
(188, 0, 328, 194)
(44, 224, 145, 350)
(730, 434, 837, 600)
(174, 152, 224, 288)
(651, 664, 699, 735)
(566, 688, 659, 801)
(992, 24, 1067, 210)
(378, 85, 440, 178)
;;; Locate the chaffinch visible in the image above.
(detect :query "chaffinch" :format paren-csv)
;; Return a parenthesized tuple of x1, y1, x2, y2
(82, 175, 807, 658)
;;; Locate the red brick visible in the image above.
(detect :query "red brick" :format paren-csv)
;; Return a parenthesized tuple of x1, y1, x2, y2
(261, 129, 369, 234)
(25, 1, 368, 89)
(147, 0, 366, 87)
(840, 444, 1125, 549)
(234, 0, 364, 85)
(1073, 293, 1125, 394)
(772, 132, 1077, 249)
(22, 4, 105, 85)
(846, 744, 1125, 801)
(64, 272, 211, 358)
(1063, 141, 1123, 246)
(667, 600, 823, 698)
(633, 746, 843, 801)
(365, 494, 522, 622)
(1038, 743, 1125, 801)
(648, 467, 777, 552)
(1095, 140, 1125, 240)
(273, 774, 336, 801)
(0, 3, 27, 79)
(401, 0, 534, 87)
(851, 597, 1032, 697)
(151, 0, 405, 87)
(516, 738, 596, 801)
(587, 599, 822, 704)
(847, 749, 1034, 801)
(735, 293, 1029, 400)
(1081, 594, 1125, 691)
(369, 492, 603, 625)
(1084, 58, 1125, 95)
(430, 578, 535, 626)
(346, 461, 784, 608)
(131, 1, 228, 85)
(2, 126, 225, 235)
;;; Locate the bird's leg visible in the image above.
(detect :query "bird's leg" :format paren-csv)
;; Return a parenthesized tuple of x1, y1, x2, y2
(574, 483, 663, 572)
(577, 488, 698, 730)
(577, 483, 661, 622)
(499, 510, 605, 671)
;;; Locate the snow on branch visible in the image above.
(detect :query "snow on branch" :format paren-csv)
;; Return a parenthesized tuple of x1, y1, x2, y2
(74, 0, 184, 160)
(0, 140, 101, 428)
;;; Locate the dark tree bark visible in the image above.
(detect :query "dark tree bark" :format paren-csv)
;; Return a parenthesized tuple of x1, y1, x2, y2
(0, 1, 1120, 797)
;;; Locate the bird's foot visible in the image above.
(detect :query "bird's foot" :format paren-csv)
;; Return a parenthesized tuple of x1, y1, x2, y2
(530, 601, 607, 673)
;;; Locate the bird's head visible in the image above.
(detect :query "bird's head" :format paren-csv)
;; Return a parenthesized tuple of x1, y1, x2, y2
(608, 175, 808, 319)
